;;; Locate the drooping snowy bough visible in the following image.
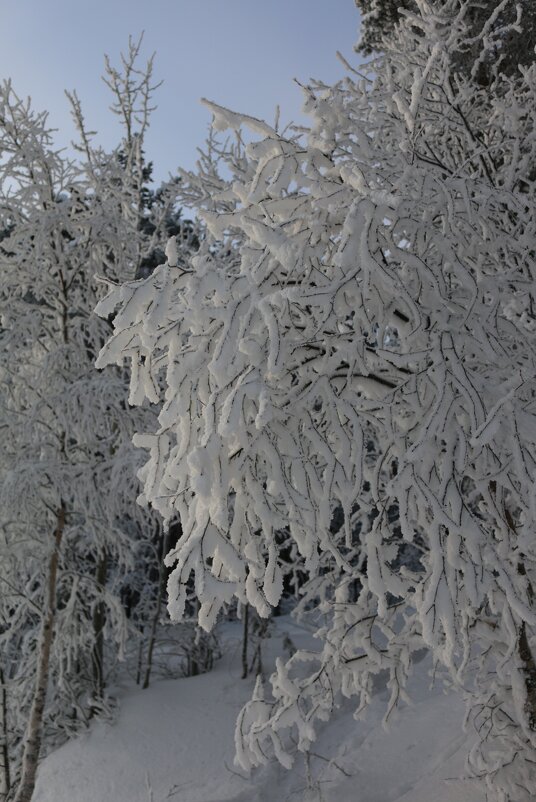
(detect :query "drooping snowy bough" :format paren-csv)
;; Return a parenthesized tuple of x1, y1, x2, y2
(96, 2, 536, 798)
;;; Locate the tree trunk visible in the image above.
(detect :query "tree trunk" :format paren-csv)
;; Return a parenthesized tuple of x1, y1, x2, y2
(249, 617, 268, 679)
(13, 504, 65, 802)
(91, 552, 108, 708)
(499, 486, 536, 730)
(518, 622, 536, 730)
(0, 666, 10, 802)
(142, 525, 168, 690)
(516, 558, 536, 730)
(135, 630, 144, 686)
(241, 604, 249, 680)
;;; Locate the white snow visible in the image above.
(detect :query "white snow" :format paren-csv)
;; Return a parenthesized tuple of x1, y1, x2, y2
(34, 618, 485, 802)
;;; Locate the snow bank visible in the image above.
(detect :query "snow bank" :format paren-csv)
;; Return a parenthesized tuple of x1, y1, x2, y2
(34, 620, 484, 802)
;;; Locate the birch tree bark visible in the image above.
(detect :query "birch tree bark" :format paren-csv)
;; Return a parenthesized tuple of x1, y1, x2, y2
(13, 505, 65, 802)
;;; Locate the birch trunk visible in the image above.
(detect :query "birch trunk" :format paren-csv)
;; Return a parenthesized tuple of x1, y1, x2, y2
(13, 504, 65, 802)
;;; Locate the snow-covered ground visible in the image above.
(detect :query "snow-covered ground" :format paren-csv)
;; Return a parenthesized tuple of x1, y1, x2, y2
(34, 618, 485, 802)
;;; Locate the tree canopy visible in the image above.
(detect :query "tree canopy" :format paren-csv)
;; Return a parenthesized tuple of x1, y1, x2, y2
(97, 3, 536, 800)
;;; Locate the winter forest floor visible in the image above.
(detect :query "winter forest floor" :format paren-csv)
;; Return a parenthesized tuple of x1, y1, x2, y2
(34, 618, 486, 802)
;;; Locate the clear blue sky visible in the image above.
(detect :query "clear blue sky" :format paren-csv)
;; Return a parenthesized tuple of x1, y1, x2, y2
(0, 0, 361, 183)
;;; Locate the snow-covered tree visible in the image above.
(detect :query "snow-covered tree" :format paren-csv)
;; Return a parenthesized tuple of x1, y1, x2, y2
(97, 2, 536, 799)
(0, 38, 194, 801)
(355, 0, 536, 85)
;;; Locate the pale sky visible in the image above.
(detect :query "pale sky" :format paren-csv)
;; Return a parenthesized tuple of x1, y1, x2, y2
(0, 0, 361, 183)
